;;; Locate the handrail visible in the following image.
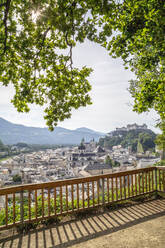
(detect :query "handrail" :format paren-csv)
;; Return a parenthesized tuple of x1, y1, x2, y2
(0, 167, 156, 195)
(0, 166, 164, 231)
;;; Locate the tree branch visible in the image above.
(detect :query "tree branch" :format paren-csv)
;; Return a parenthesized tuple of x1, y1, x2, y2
(64, 2, 76, 75)
(3, 0, 11, 53)
(41, 27, 50, 48)
(0, 3, 6, 8)
(33, 27, 51, 82)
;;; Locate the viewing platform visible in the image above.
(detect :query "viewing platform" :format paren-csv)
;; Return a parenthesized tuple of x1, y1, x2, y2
(0, 166, 165, 247)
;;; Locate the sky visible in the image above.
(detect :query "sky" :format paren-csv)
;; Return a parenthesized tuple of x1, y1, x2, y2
(0, 41, 160, 133)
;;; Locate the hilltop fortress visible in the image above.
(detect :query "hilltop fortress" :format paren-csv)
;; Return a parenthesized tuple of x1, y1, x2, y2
(116, 123, 147, 132)
(108, 123, 148, 137)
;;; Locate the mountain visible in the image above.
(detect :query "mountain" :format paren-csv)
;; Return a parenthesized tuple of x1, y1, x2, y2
(0, 117, 105, 145)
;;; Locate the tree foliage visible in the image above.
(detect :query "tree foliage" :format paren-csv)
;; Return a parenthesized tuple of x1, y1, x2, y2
(0, 0, 96, 130)
(137, 140, 144, 154)
(105, 155, 120, 167)
(0, 139, 4, 148)
(0, 138, 9, 151)
(155, 121, 165, 160)
(139, 133, 155, 152)
(105, 155, 112, 165)
(13, 174, 22, 182)
(105, 0, 165, 120)
(0, 0, 164, 129)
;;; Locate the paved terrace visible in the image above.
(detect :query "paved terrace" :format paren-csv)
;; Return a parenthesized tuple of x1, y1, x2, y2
(0, 198, 165, 248)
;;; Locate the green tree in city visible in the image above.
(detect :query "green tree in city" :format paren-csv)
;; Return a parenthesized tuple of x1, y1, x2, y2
(13, 174, 22, 183)
(105, 155, 113, 166)
(105, 155, 120, 168)
(138, 133, 155, 152)
(0, 139, 4, 150)
(137, 140, 144, 154)
(0, 139, 9, 154)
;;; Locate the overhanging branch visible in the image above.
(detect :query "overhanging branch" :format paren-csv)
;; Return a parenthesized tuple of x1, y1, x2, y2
(0, 3, 6, 8)
(3, 0, 11, 53)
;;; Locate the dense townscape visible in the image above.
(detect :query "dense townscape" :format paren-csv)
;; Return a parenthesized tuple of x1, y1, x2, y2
(0, 123, 160, 190)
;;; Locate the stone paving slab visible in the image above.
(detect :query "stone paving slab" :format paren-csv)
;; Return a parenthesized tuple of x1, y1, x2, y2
(0, 198, 165, 248)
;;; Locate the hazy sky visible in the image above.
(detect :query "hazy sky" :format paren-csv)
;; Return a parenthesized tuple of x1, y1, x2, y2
(0, 41, 159, 133)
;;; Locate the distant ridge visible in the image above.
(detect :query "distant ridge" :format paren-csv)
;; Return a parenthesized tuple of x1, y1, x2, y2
(0, 117, 105, 145)
(74, 127, 105, 136)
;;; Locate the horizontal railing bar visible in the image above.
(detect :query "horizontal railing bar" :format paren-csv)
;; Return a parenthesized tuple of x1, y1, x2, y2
(157, 167, 165, 170)
(0, 167, 156, 195)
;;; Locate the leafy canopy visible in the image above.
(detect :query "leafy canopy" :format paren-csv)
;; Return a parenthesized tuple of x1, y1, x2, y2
(155, 121, 165, 160)
(13, 174, 22, 182)
(0, 0, 164, 130)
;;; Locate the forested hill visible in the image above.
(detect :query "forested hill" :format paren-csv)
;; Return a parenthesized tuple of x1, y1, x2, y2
(98, 128, 156, 153)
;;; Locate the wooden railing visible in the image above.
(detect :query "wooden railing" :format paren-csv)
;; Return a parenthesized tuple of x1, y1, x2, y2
(0, 166, 164, 230)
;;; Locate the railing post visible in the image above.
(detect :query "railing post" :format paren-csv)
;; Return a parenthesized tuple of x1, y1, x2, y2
(162, 170, 165, 192)
(155, 167, 157, 191)
(163, 170, 165, 192)
(20, 190, 24, 227)
(102, 178, 105, 204)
